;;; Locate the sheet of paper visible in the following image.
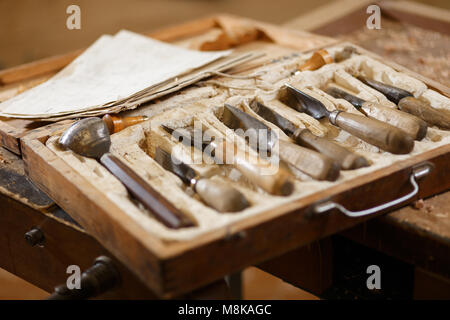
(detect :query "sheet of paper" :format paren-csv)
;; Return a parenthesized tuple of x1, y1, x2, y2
(0, 30, 231, 117)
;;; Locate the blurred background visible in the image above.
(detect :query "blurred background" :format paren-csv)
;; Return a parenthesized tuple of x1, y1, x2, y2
(0, 0, 449, 299)
(0, 0, 449, 70)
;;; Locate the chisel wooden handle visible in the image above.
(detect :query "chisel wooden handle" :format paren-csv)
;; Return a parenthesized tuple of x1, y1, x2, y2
(332, 111, 414, 154)
(361, 102, 428, 140)
(298, 49, 333, 71)
(195, 179, 249, 212)
(99, 153, 194, 228)
(277, 139, 340, 181)
(292, 128, 368, 170)
(102, 114, 148, 134)
(398, 97, 450, 130)
(213, 140, 294, 196)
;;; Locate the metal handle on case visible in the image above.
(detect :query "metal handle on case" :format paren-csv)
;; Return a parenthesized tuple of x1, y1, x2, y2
(313, 162, 434, 218)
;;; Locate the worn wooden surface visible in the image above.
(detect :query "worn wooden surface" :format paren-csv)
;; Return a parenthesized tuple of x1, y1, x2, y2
(284, 1, 450, 87)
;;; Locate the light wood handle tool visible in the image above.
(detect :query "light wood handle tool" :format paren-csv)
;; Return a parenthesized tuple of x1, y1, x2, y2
(357, 75, 450, 130)
(277, 139, 340, 181)
(292, 129, 368, 170)
(195, 179, 249, 212)
(281, 85, 415, 155)
(325, 86, 427, 140)
(332, 111, 414, 154)
(398, 97, 450, 130)
(213, 140, 294, 196)
(360, 101, 427, 140)
(249, 100, 368, 170)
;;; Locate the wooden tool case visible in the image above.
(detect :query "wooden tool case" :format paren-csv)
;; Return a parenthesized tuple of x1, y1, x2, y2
(0, 14, 449, 298)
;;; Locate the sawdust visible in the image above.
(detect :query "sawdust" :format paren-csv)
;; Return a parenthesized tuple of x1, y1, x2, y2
(341, 21, 450, 87)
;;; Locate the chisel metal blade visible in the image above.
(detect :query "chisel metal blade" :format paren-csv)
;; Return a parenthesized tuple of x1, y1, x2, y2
(249, 100, 298, 137)
(222, 104, 277, 153)
(356, 76, 413, 104)
(154, 147, 196, 186)
(161, 125, 211, 151)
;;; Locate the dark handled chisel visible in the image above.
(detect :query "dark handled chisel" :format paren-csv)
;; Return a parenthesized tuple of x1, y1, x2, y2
(221, 104, 340, 181)
(249, 100, 368, 170)
(325, 86, 428, 140)
(279, 84, 415, 154)
(357, 76, 450, 130)
(154, 147, 249, 212)
(162, 125, 294, 196)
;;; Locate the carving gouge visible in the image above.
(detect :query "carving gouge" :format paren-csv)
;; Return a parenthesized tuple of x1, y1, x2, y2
(279, 85, 415, 154)
(102, 114, 148, 134)
(249, 100, 368, 170)
(221, 104, 340, 181)
(162, 125, 294, 196)
(357, 76, 450, 130)
(154, 147, 249, 212)
(326, 86, 428, 140)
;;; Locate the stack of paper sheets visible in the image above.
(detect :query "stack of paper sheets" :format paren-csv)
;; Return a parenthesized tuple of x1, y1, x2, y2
(0, 30, 258, 121)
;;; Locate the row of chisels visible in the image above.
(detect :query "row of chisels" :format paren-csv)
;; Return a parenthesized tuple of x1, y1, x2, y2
(57, 46, 450, 230)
